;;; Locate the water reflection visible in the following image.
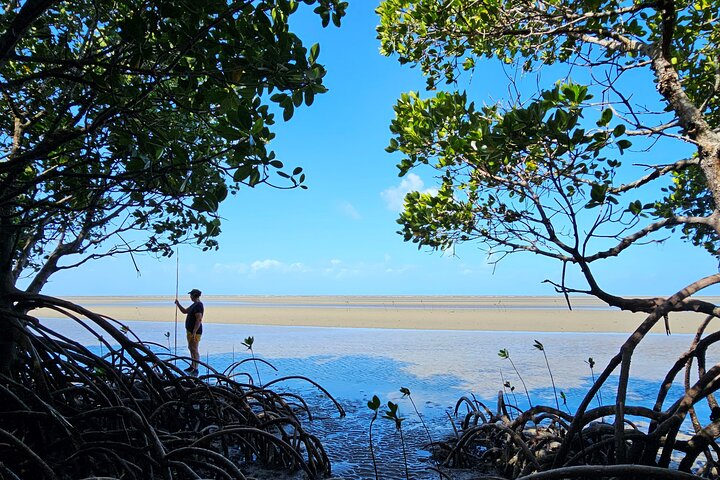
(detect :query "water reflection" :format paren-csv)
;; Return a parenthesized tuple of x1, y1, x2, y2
(40, 319, 720, 479)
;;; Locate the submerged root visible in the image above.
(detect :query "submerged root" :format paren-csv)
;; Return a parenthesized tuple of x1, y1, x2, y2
(440, 290, 720, 479)
(443, 400, 720, 479)
(0, 293, 344, 479)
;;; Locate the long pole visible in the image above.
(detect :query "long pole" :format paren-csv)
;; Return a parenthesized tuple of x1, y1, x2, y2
(174, 248, 179, 356)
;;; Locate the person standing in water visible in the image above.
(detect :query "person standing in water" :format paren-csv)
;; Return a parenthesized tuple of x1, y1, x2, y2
(175, 288, 204, 375)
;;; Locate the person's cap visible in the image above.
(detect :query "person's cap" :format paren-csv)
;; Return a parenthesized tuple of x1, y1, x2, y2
(188, 288, 202, 296)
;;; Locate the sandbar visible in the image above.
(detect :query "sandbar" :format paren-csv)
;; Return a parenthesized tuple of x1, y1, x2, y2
(33, 295, 720, 334)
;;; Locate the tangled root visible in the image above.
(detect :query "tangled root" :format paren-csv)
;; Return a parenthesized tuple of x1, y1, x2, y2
(0, 293, 344, 479)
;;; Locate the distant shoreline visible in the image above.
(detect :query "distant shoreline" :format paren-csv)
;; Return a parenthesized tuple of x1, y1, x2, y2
(35, 295, 717, 334)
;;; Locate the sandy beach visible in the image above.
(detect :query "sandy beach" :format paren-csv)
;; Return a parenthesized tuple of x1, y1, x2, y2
(35, 295, 719, 334)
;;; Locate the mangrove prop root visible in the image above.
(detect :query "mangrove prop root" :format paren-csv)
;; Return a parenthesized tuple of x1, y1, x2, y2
(442, 291, 720, 479)
(0, 293, 343, 479)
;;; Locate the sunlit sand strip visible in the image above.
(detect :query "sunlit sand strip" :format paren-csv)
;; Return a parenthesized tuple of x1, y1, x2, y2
(34, 295, 718, 334)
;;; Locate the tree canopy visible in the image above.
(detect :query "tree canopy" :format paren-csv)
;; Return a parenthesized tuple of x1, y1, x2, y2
(0, 5, 351, 477)
(377, 0, 720, 315)
(0, 0, 346, 295)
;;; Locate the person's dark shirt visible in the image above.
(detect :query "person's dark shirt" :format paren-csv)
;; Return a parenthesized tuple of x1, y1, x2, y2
(184, 301, 204, 335)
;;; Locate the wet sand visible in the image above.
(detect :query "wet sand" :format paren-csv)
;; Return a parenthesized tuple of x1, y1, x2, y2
(36, 297, 719, 479)
(35, 295, 718, 334)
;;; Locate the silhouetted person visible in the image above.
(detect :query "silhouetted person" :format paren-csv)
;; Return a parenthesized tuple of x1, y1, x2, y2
(175, 289, 204, 375)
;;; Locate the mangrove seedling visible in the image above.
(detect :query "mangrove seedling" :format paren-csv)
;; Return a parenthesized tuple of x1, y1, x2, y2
(503, 380, 519, 415)
(560, 391, 572, 414)
(367, 395, 381, 480)
(499, 348, 533, 408)
(384, 401, 409, 480)
(400, 386, 434, 445)
(585, 357, 603, 407)
(243, 336, 263, 386)
(533, 339, 560, 410)
(499, 368, 517, 420)
(164, 331, 171, 351)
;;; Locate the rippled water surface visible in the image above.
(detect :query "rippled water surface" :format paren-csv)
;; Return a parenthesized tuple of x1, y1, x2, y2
(42, 319, 720, 479)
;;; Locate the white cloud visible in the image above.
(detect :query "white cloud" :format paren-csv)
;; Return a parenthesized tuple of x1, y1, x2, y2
(212, 259, 308, 275)
(251, 259, 308, 273)
(338, 201, 361, 219)
(380, 173, 437, 212)
(250, 259, 282, 272)
(213, 256, 419, 284)
(212, 263, 249, 274)
(318, 257, 415, 280)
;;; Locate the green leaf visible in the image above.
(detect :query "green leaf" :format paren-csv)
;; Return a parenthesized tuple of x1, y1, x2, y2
(233, 164, 253, 182)
(283, 103, 294, 121)
(309, 43, 320, 63)
(616, 139, 632, 152)
(590, 184, 607, 203)
(597, 108, 613, 127)
(304, 89, 315, 106)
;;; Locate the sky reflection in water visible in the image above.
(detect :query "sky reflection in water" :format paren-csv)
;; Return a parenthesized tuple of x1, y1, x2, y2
(41, 318, 719, 479)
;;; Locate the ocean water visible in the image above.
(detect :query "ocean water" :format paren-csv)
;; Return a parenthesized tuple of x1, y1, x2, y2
(40, 318, 719, 479)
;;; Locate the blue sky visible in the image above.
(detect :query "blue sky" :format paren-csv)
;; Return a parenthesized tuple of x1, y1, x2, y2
(42, 2, 719, 298)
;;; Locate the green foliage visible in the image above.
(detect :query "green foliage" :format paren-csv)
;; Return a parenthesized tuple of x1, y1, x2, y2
(383, 400, 410, 480)
(383, 400, 405, 430)
(534, 339, 560, 410)
(366, 394, 381, 479)
(242, 336, 262, 386)
(657, 165, 719, 255)
(585, 357, 604, 407)
(368, 394, 381, 411)
(378, 0, 720, 117)
(0, 0, 346, 293)
(378, 0, 720, 301)
(499, 348, 533, 407)
(399, 386, 434, 444)
(560, 391, 571, 414)
(388, 81, 628, 254)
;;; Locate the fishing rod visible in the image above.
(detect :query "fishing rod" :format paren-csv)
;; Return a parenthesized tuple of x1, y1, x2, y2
(174, 248, 179, 356)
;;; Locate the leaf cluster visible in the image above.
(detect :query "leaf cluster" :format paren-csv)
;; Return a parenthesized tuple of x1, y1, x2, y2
(0, 0, 347, 292)
(388, 82, 631, 257)
(378, 0, 720, 309)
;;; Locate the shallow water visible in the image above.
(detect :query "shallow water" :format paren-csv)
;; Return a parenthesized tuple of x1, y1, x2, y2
(41, 318, 720, 479)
